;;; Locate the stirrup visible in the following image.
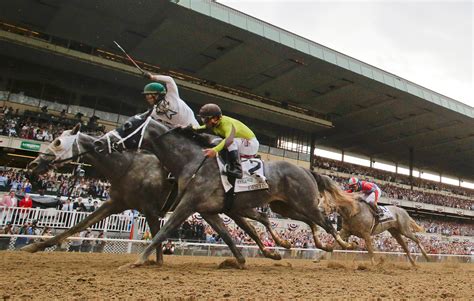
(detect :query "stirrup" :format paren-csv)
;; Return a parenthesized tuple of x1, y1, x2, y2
(167, 173, 175, 181)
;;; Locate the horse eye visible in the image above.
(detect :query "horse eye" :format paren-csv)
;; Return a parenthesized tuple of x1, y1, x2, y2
(54, 139, 61, 147)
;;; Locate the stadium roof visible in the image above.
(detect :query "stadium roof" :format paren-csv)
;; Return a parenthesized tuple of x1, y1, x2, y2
(0, 0, 472, 180)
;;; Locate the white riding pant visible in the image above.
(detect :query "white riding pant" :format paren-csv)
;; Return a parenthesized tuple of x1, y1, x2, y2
(227, 137, 259, 157)
(362, 187, 382, 205)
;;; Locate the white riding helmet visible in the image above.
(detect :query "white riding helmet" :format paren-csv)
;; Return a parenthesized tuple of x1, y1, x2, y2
(348, 177, 359, 186)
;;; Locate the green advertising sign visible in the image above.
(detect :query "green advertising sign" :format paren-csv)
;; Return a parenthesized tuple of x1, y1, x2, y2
(20, 141, 41, 151)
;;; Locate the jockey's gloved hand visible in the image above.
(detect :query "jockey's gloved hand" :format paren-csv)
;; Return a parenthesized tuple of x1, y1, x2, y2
(181, 124, 195, 132)
(143, 72, 153, 80)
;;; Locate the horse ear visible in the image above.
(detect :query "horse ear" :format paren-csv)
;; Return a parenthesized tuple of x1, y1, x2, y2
(71, 123, 81, 134)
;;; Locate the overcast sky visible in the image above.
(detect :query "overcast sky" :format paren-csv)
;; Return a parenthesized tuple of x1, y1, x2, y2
(218, 0, 473, 108)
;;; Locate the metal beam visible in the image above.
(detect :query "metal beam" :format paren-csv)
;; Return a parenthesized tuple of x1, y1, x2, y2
(0, 29, 333, 129)
(325, 111, 431, 147)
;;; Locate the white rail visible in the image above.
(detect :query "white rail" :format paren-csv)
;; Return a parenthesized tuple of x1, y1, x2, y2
(0, 206, 154, 234)
(0, 234, 472, 263)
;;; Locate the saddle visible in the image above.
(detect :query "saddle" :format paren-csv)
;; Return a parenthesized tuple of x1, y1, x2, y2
(217, 155, 268, 193)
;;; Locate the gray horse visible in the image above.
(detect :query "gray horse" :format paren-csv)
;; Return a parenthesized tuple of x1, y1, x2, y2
(326, 196, 430, 266)
(24, 124, 288, 265)
(94, 117, 357, 268)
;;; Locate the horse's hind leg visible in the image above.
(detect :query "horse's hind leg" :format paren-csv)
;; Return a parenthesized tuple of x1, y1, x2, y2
(270, 201, 337, 251)
(201, 213, 246, 268)
(22, 200, 120, 253)
(399, 228, 430, 262)
(309, 223, 333, 252)
(362, 234, 376, 265)
(227, 212, 281, 260)
(145, 213, 164, 266)
(301, 204, 353, 250)
(388, 229, 416, 266)
(236, 208, 291, 249)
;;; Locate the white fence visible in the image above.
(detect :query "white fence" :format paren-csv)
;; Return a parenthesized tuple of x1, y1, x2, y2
(0, 206, 155, 234)
(0, 234, 472, 264)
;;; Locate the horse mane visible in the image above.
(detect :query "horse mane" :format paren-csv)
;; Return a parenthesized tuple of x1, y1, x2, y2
(170, 126, 218, 148)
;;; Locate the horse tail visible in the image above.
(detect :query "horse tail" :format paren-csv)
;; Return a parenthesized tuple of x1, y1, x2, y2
(310, 170, 359, 217)
(409, 217, 425, 233)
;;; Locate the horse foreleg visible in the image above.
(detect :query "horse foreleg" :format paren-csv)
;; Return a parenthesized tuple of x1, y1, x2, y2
(236, 209, 291, 249)
(227, 213, 281, 260)
(22, 200, 120, 253)
(145, 214, 163, 266)
(129, 204, 193, 268)
(388, 229, 417, 267)
(202, 213, 246, 268)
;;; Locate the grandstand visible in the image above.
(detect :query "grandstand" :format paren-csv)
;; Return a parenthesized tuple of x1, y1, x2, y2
(0, 0, 472, 257)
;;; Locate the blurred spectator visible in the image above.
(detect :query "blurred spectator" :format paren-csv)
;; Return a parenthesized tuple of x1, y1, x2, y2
(163, 240, 175, 255)
(142, 230, 152, 241)
(0, 190, 17, 224)
(94, 231, 106, 253)
(0, 173, 7, 191)
(80, 228, 93, 253)
(0, 222, 14, 250)
(68, 233, 82, 252)
(14, 223, 29, 249)
(18, 194, 33, 223)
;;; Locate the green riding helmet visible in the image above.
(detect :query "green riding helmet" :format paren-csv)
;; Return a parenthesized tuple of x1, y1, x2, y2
(142, 82, 167, 95)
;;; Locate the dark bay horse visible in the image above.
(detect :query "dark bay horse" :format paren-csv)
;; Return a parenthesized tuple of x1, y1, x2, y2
(94, 117, 357, 267)
(325, 195, 430, 266)
(24, 124, 287, 265)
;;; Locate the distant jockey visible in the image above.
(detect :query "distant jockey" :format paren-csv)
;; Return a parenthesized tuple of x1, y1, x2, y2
(347, 177, 384, 218)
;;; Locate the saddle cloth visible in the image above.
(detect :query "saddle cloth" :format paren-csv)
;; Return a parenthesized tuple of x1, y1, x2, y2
(378, 206, 394, 222)
(217, 157, 269, 193)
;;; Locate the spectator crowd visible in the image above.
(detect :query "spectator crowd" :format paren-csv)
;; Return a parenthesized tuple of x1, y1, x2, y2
(314, 156, 473, 197)
(0, 106, 104, 143)
(313, 157, 474, 210)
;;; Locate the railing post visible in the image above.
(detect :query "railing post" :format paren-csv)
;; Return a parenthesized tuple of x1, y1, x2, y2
(103, 216, 109, 233)
(69, 211, 76, 228)
(32, 207, 40, 222)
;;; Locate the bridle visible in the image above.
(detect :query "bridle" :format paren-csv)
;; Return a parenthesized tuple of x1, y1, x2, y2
(100, 116, 153, 154)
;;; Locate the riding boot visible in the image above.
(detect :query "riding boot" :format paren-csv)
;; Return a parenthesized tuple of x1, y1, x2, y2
(226, 150, 243, 179)
(369, 202, 383, 218)
(224, 176, 236, 212)
(376, 206, 384, 218)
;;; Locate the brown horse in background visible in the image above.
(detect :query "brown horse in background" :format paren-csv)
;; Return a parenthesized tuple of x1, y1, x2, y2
(324, 195, 430, 266)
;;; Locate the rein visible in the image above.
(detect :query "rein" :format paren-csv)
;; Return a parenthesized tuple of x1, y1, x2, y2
(168, 156, 208, 210)
(103, 116, 153, 153)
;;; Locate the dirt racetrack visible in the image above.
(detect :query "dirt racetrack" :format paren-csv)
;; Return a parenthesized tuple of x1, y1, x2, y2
(1, 251, 472, 299)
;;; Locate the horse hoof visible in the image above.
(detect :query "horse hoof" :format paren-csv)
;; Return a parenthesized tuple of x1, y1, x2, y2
(21, 244, 39, 253)
(347, 243, 357, 250)
(218, 259, 246, 270)
(266, 252, 282, 260)
(118, 262, 142, 270)
(323, 246, 334, 252)
(280, 240, 292, 249)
